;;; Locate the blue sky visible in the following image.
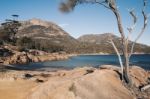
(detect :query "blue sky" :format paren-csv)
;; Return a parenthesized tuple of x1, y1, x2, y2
(0, 0, 150, 45)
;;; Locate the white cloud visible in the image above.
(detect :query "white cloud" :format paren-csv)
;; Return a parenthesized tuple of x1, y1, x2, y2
(58, 23, 69, 28)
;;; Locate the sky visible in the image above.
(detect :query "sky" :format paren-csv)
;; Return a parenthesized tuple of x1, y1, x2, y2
(0, 0, 150, 45)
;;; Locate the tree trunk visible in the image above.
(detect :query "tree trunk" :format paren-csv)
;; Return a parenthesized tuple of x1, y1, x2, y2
(110, 4, 132, 85)
(123, 56, 130, 83)
(123, 42, 132, 85)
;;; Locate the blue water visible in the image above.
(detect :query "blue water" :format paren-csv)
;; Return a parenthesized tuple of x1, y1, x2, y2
(13, 54, 150, 71)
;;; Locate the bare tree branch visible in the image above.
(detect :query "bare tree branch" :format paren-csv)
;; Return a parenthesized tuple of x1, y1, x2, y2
(141, 84, 150, 91)
(108, 1, 126, 40)
(126, 9, 137, 54)
(109, 38, 124, 80)
(129, 0, 149, 57)
(59, 0, 111, 12)
(108, 1, 127, 72)
(93, 0, 111, 9)
(127, 8, 137, 38)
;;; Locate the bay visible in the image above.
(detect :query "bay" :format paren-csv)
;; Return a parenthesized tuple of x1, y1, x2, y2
(13, 54, 150, 71)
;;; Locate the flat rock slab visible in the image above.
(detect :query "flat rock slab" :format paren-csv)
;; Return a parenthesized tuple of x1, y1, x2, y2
(27, 69, 134, 99)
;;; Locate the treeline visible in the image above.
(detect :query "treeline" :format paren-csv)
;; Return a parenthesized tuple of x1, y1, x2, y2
(16, 37, 65, 53)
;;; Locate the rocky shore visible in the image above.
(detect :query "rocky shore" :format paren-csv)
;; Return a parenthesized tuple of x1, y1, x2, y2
(0, 65, 150, 99)
(0, 45, 74, 65)
(3, 51, 71, 65)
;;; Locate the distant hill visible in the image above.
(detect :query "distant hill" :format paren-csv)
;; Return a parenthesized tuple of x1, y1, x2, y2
(78, 33, 118, 44)
(77, 33, 150, 54)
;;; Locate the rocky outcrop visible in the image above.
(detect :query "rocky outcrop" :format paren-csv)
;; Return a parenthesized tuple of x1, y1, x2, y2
(3, 51, 69, 65)
(5, 52, 30, 64)
(0, 66, 150, 99)
(26, 68, 134, 99)
(130, 66, 150, 88)
(148, 71, 150, 78)
(100, 65, 150, 88)
(0, 47, 13, 57)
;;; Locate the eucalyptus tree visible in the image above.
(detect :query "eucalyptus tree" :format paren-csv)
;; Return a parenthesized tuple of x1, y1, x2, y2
(0, 15, 21, 43)
(59, 0, 149, 85)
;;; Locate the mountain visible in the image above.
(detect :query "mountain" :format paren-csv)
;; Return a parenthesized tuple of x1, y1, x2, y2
(15, 18, 78, 53)
(78, 33, 118, 44)
(2, 18, 149, 54)
(77, 33, 150, 54)
(16, 18, 69, 38)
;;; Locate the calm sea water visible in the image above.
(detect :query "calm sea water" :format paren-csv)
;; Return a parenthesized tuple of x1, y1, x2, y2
(13, 54, 150, 71)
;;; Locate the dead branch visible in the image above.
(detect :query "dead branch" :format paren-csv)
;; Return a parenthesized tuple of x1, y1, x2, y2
(141, 84, 150, 91)
(108, 0, 127, 59)
(94, 0, 111, 9)
(129, 0, 149, 57)
(109, 39, 124, 80)
(127, 8, 137, 42)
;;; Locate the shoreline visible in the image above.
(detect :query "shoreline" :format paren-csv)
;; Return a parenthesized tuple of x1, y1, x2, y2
(1, 51, 150, 72)
(2, 52, 76, 65)
(1, 53, 150, 71)
(77, 53, 150, 56)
